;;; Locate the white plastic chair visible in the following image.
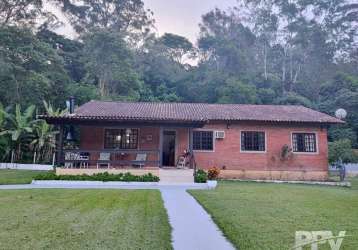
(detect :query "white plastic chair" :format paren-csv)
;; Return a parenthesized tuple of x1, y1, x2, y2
(132, 153, 147, 168)
(97, 152, 111, 169)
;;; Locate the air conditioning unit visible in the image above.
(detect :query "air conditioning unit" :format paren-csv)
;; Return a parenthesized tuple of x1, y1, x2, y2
(215, 131, 225, 139)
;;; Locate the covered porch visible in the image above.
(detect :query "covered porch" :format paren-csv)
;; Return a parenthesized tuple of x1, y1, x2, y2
(49, 119, 203, 173)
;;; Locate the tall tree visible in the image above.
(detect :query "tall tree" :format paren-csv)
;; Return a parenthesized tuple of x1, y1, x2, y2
(54, 0, 154, 45)
(82, 29, 141, 98)
(159, 33, 195, 65)
(198, 8, 257, 76)
(0, 0, 58, 28)
(0, 25, 71, 108)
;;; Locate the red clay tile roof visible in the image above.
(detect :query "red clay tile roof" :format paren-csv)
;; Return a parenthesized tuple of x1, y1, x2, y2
(43, 100, 343, 124)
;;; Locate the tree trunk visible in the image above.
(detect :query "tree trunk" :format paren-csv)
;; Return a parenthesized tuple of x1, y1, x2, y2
(281, 48, 287, 93)
(264, 43, 268, 80)
(99, 76, 106, 97)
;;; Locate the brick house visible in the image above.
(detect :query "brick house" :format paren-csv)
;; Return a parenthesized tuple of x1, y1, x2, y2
(43, 100, 343, 181)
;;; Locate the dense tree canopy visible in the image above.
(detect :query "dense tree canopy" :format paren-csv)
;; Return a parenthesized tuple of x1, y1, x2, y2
(0, 0, 357, 159)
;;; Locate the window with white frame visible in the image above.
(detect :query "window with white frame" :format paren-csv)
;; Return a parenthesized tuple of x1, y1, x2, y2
(193, 131, 213, 151)
(241, 131, 265, 151)
(292, 133, 317, 153)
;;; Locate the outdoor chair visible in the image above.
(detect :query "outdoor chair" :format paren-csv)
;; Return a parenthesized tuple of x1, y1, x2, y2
(132, 153, 147, 168)
(64, 152, 80, 168)
(79, 152, 90, 168)
(97, 152, 111, 169)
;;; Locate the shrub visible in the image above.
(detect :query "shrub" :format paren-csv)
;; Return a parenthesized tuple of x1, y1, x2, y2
(328, 139, 358, 164)
(207, 167, 220, 180)
(34, 171, 160, 182)
(194, 169, 207, 183)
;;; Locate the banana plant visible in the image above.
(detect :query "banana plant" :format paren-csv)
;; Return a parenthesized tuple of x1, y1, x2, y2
(0, 104, 38, 160)
(31, 121, 58, 163)
(43, 100, 68, 116)
(0, 104, 11, 161)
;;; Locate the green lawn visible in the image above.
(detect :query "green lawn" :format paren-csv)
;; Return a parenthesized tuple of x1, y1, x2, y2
(0, 169, 49, 184)
(190, 178, 358, 250)
(0, 189, 172, 250)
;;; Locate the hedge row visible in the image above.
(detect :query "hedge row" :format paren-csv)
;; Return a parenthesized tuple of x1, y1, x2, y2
(34, 172, 160, 182)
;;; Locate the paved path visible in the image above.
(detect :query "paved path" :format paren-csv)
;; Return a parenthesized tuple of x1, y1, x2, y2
(161, 188, 235, 250)
(0, 183, 235, 250)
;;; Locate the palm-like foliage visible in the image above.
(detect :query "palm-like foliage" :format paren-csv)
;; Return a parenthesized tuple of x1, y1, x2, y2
(31, 121, 58, 162)
(0, 104, 11, 161)
(0, 105, 37, 140)
(43, 100, 67, 116)
(0, 104, 5, 131)
(0, 104, 38, 160)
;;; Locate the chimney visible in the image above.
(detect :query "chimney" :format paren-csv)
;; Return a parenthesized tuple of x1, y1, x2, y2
(69, 96, 75, 114)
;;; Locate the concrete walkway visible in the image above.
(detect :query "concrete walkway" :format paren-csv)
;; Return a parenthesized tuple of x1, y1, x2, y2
(161, 188, 235, 250)
(0, 183, 235, 250)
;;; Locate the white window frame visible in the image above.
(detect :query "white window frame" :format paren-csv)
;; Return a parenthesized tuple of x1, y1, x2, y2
(290, 131, 319, 155)
(240, 130, 267, 153)
(192, 129, 215, 152)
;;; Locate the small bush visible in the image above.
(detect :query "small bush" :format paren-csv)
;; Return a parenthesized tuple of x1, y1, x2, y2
(207, 167, 220, 180)
(328, 139, 358, 164)
(194, 169, 207, 183)
(34, 171, 160, 182)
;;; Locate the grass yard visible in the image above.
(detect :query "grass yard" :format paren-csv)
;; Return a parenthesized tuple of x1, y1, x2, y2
(189, 178, 358, 250)
(0, 169, 49, 184)
(0, 189, 172, 250)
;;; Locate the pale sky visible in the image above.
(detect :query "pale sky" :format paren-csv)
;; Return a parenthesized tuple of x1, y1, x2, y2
(143, 0, 237, 43)
(51, 0, 238, 43)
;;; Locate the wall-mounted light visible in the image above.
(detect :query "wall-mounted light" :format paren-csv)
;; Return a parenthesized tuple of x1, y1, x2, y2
(66, 131, 73, 141)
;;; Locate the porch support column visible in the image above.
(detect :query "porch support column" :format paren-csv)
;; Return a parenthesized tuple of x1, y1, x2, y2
(159, 126, 163, 167)
(56, 124, 64, 167)
(188, 128, 193, 153)
(188, 127, 195, 173)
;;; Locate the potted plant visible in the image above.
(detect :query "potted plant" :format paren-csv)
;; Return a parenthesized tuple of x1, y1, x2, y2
(207, 167, 220, 189)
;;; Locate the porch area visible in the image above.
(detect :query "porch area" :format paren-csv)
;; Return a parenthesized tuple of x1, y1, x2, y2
(54, 123, 201, 173)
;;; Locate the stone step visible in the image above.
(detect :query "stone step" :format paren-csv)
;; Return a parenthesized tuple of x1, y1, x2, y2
(159, 169, 194, 183)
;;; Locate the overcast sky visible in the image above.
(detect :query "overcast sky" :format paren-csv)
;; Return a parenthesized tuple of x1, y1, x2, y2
(144, 0, 237, 43)
(52, 0, 237, 44)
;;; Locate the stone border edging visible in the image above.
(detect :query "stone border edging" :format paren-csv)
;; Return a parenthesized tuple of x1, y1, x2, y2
(31, 180, 209, 188)
(227, 179, 351, 187)
(31, 180, 159, 186)
(0, 163, 53, 171)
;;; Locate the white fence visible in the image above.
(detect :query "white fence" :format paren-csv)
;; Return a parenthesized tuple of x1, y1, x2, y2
(329, 163, 358, 177)
(345, 163, 358, 177)
(0, 163, 53, 171)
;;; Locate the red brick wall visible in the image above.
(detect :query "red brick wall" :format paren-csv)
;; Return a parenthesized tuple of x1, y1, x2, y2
(79, 123, 329, 180)
(191, 122, 328, 178)
(79, 126, 160, 165)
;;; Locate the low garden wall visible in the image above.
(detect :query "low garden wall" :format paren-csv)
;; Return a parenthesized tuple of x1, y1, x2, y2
(0, 163, 53, 171)
(218, 170, 328, 181)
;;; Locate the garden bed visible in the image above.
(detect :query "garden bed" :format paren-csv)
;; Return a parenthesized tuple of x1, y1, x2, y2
(34, 171, 160, 182)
